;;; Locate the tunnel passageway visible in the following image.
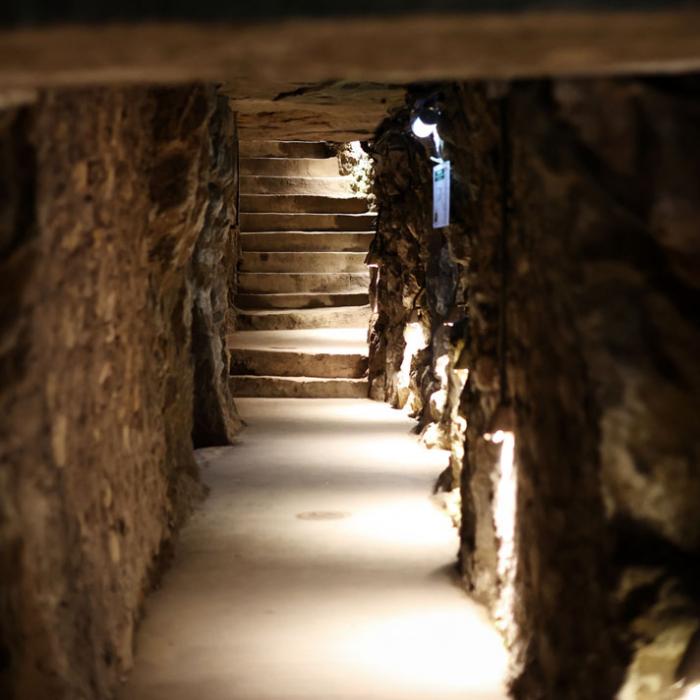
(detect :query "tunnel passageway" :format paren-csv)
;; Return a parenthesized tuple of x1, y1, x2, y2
(122, 139, 509, 699)
(121, 398, 508, 700)
(5, 18, 699, 693)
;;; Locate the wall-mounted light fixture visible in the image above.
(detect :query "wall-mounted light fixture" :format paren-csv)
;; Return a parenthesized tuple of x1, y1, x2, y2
(410, 99, 443, 160)
(410, 94, 450, 227)
(411, 109, 439, 140)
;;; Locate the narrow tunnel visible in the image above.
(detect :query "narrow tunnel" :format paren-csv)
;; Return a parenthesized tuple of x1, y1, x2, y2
(2, 5, 700, 700)
(124, 137, 509, 699)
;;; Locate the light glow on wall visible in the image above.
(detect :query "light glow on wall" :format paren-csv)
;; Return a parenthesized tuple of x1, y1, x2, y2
(448, 364, 469, 473)
(397, 321, 429, 408)
(341, 140, 374, 198)
(685, 684, 700, 699)
(489, 429, 519, 643)
(441, 486, 462, 525)
(434, 352, 449, 385)
(347, 140, 365, 158)
(426, 352, 451, 417)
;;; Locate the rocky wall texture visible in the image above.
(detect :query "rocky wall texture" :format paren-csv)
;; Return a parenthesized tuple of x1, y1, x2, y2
(0, 84, 240, 700)
(506, 76, 700, 700)
(369, 77, 700, 699)
(367, 107, 433, 409)
(192, 94, 243, 446)
(336, 140, 375, 203)
(367, 93, 470, 523)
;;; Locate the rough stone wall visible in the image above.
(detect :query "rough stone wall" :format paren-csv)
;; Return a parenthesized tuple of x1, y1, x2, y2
(369, 77, 700, 699)
(366, 108, 433, 409)
(336, 140, 375, 203)
(367, 92, 470, 501)
(0, 84, 240, 700)
(192, 94, 243, 446)
(435, 85, 506, 608)
(507, 77, 700, 700)
(428, 81, 625, 697)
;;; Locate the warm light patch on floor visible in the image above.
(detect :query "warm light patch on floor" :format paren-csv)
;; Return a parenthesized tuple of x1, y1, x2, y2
(122, 398, 508, 700)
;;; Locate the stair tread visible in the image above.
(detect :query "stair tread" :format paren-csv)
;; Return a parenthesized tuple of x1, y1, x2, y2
(241, 235, 374, 236)
(240, 251, 367, 273)
(241, 194, 365, 200)
(240, 141, 335, 159)
(237, 304, 369, 316)
(240, 176, 353, 196)
(241, 194, 368, 215)
(237, 291, 368, 310)
(230, 374, 369, 398)
(243, 251, 366, 255)
(238, 271, 370, 276)
(239, 291, 368, 296)
(240, 176, 352, 182)
(241, 212, 376, 232)
(243, 212, 375, 216)
(228, 328, 368, 354)
(241, 232, 373, 250)
(238, 272, 369, 294)
(236, 305, 370, 330)
(232, 374, 367, 382)
(241, 159, 340, 176)
(230, 344, 368, 378)
(233, 348, 367, 358)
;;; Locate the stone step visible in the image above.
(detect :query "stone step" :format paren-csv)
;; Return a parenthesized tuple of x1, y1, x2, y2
(237, 291, 369, 310)
(230, 349, 368, 379)
(240, 194, 368, 214)
(240, 251, 366, 273)
(241, 175, 354, 196)
(228, 328, 368, 354)
(238, 272, 369, 294)
(240, 141, 334, 159)
(241, 231, 373, 253)
(240, 157, 340, 177)
(241, 212, 376, 232)
(236, 305, 370, 331)
(230, 375, 368, 398)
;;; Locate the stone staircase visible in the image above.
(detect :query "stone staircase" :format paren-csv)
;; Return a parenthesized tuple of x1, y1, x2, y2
(229, 141, 374, 398)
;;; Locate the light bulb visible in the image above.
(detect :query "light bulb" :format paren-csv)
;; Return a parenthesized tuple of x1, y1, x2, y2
(411, 115, 437, 139)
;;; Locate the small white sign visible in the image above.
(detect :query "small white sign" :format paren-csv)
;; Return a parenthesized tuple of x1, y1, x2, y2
(432, 160, 451, 229)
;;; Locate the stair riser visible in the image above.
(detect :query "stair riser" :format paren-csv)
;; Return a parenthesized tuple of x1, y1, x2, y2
(231, 350, 368, 379)
(241, 158, 340, 177)
(241, 176, 353, 196)
(241, 252, 366, 273)
(240, 141, 334, 159)
(241, 194, 368, 214)
(238, 272, 369, 294)
(237, 292, 369, 310)
(236, 306, 370, 331)
(230, 376, 369, 399)
(241, 213, 376, 232)
(241, 232, 373, 253)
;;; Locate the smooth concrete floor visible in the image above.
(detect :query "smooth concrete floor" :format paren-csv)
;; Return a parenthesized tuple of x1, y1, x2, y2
(122, 398, 508, 700)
